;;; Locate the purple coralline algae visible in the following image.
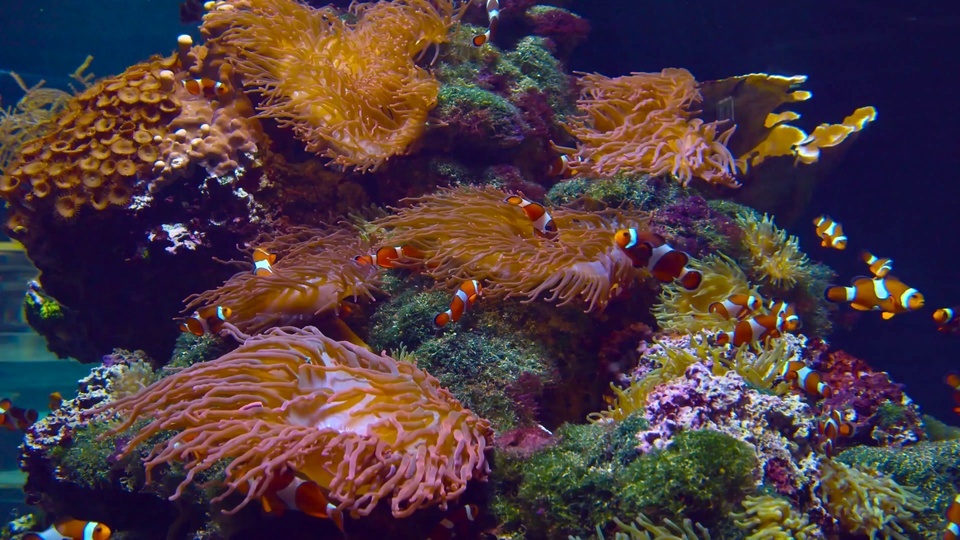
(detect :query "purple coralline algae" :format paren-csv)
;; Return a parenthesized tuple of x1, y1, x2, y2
(637, 362, 820, 496)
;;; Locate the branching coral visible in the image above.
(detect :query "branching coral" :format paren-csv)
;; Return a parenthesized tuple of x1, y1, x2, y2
(183, 227, 381, 336)
(98, 326, 493, 518)
(203, 0, 461, 171)
(731, 495, 822, 539)
(818, 458, 923, 539)
(372, 185, 644, 312)
(734, 211, 810, 288)
(564, 69, 739, 188)
(652, 253, 758, 334)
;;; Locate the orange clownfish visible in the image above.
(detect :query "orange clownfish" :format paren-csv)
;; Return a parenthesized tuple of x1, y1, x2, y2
(713, 312, 783, 348)
(259, 471, 345, 533)
(435, 280, 482, 327)
(708, 293, 761, 321)
(182, 77, 229, 98)
(825, 275, 924, 320)
(49, 391, 63, 411)
(945, 373, 960, 415)
(818, 409, 856, 455)
(546, 154, 579, 179)
(23, 519, 111, 540)
(860, 251, 893, 278)
(252, 248, 276, 277)
(178, 305, 232, 336)
(769, 299, 801, 332)
(613, 229, 702, 290)
(944, 493, 960, 540)
(812, 215, 847, 250)
(1, 398, 39, 432)
(354, 245, 425, 269)
(504, 195, 558, 239)
(472, 0, 500, 46)
(427, 504, 481, 540)
(935, 308, 960, 334)
(780, 360, 832, 398)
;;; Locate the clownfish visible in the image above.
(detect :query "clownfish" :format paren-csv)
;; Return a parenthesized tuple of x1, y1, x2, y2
(472, 0, 500, 46)
(435, 280, 482, 327)
(613, 229, 702, 290)
(252, 248, 276, 276)
(49, 391, 63, 411)
(546, 154, 579, 179)
(818, 409, 856, 455)
(713, 312, 783, 348)
(182, 77, 229, 98)
(178, 305, 232, 336)
(860, 251, 893, 278)
(825, 275, 924, 320)
(945, 373, 960, 415)
(944, 493, 960, 540)
(23, 519, 111, 540)
(258, 471, 345, 533)
(812, 215, 847, 250)
(780, 360, 832, 398)
(427, 504, 480, 540)
(708, 293, 761, 321)
(935, 308, 960, 334)
(769, 299, 801, 332)
(0, 398, 39, 432)
(504, 195, 558, 239)
(354, 245, 425, 269)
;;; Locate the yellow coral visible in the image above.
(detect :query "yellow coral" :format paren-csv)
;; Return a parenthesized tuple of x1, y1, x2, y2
(731, 495, 821, 539)
(818, 458, 923, 539)
(203, 0, 460, 172)
(652, 253, 758, 333)
(735, 211, 809, 287)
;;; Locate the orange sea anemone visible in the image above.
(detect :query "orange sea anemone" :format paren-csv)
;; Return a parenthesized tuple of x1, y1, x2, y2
(183, 227, 381, 335)
(372, 186, 646, 312)
(99, 326, 493, 518)
(202, 0, 461, 172)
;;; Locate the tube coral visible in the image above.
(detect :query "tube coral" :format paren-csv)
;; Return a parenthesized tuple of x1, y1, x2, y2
(183, 227, 381, 335)
(372, 186, 644, 312)
(202, 0, 461, 172)
(99, 326, 493, 518)
(564, 69, 739, 188)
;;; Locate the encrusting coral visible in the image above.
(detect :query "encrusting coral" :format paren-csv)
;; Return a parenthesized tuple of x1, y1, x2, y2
(372, 185, 645, 312)
(202, 0, 462, 172)
(97, 325, 493, 519)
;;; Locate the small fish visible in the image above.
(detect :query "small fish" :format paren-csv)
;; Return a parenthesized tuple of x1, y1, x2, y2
(178, 305, 232, 336)
(252, 248, 276, 277)
(818, 409, 856, 455)
(769, 299, 801, 332)
(259, 471, 345, 533)
(23, 519, 111, 540)
(613, 229, 702, 290)
(780, 360, 832, 398)
(824, 275, 924, 320)
(354, 245, 425, 268)
(0, 398, 39, 432)
(935, 308, 960, 334)
(860, 250, 893, 278)
(182, 78, 229, 98)
(504, 195, 558, 239)
(546, 154, 578, 179)
(472, 0, 500, 46)
(435, 280, 482, 327)
(713, 312, 783, 348)
(945, 373, 960, 415)
(944, 493, 960, 540)
(49, 391, 63, 411)
(812, 215, 847, 250)
(427, 503, 480, 540)
(708, 293, 762, 321)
